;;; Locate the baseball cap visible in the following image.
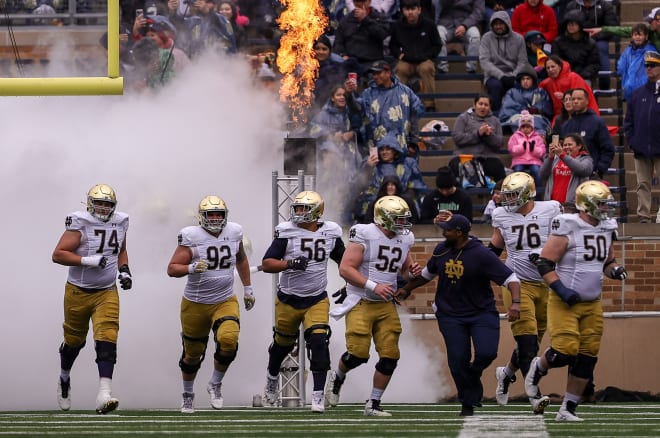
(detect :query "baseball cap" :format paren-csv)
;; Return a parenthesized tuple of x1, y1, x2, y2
(646, 7, 660, 22)
(645, 50, 660, 66)
(369, 60, 391, 72)
(525, 30, 546, 45)
(437, 214, 471, 233)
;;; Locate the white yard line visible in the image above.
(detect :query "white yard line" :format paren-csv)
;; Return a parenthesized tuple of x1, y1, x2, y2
(458, 414, 549, 438)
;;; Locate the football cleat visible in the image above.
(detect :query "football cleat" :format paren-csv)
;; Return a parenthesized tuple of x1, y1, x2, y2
(198, 196, 228, 233)
(95, 391, 119, 415)
(290, 191, 324, 224)
(87, 184, 117, 222)
(459, 403, 474, 416)
(207, 383, 223, 409)
(495, 367, 516, 406)
(181, 392, 195, 414)
(324, 371, 344, 407)
(530, 395, 550, 414)
(501, 172, 536, 212)
(575, 180, 615, 221)
(57, 377, 71, 411)
(556, 406, 583, 422)
(264, 375, 279, 406)
(364, 399, 392, 417)
(524, 357, 547, 398)
(374, 195, 412, 235)
(311, 390, 325, 413)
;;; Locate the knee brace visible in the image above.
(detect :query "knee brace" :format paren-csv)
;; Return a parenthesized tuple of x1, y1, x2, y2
(273, 326, 299, 347)
(94, 341, 117, 364)
(515, 335, 539, 375)
(59, 341, 86, 370)
(570, 354, 597, 380)
(307, 333, 331, 372)
(214, 343, 238, 366)
(340, 351, 368, 370)
(267, 340, 296, 375)
(179, 333, 208, 374)
(212, 316, 240, 335)
(544, 347, 577, 369)
(375, 357, 398, 376)
(213, 315, 240, 352)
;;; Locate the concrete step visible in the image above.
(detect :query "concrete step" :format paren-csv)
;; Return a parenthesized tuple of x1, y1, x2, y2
(619, 1, 654, 23)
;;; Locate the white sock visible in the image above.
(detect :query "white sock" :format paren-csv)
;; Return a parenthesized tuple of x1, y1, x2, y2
(183, 380, 194, 394)
(99, 377, 112, 394)
(504, 365, 515, 378)
(209, 370, 225, 385)
(335, 368, 346, 380)
(369, 388, 384, 401)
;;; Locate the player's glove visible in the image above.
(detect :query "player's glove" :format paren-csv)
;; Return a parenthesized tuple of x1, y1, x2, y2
(81, 255, 107, 268)
(549, 279, 580, 306)
(243, 285, 255, 311)
(611, 265, 627, 280)
(188, 259, 209, 274)
(332, 286, 347, 304)
(286, 256, 309, 271)
(528, 252, 540, 264)
(118, 264, 132, 290)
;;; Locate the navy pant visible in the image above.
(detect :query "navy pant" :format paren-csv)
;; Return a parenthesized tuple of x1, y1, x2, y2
(436, 311, 499, 407)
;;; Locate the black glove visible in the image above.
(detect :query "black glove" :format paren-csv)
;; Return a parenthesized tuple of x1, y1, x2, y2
(549, 279, 580, 306)
(286, 256, 309, 271)
(611, 265, 628, 280)
(528, 253, 540, 264)
(529, 140, 535, 152)
(523, 140, 527, 150)
(118, 264, 132, 290)
(501, 75, 516, 89)
(332, 286, 347, 304)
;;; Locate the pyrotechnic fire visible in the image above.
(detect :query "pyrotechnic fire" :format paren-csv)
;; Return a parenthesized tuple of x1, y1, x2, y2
(277, 0, 328, 124)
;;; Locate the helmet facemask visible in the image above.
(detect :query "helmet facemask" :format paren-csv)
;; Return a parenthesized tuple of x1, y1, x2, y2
(87, 184, 117, 222)
(290, 191, 324, 224)
(374, 196, 412, 235)
(501, 172, 535, 212)
(198, 196, 228, 233)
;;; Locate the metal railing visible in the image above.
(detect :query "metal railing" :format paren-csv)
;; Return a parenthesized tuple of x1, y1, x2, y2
(0, 0, 107, 25)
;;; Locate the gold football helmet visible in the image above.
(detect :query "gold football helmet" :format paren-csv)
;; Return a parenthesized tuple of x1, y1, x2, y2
(501, 172, 536, 212)
(575, 181, 615, 221)
(290, 191, 324, 224)
(87, 184, 117, 222)
(374, 195, 412, 235)
(198, 195, 228, 233)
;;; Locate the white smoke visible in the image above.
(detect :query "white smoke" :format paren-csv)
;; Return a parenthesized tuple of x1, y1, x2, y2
(0, 48, 449, 410)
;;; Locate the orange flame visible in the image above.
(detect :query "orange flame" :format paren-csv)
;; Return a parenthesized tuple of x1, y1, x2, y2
(277, 0, 328, 125)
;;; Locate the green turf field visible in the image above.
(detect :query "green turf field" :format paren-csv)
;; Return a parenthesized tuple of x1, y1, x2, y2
(1, 403, 659, 437)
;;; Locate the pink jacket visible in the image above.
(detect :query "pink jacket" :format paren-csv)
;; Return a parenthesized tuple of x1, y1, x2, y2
(507, 129, 546, 167)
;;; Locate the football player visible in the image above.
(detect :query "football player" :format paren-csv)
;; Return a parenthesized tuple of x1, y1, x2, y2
(325, 196, 421, 417)
(167, 195, 254, 414)
(525, 181, 627, 422)
(261, 191, 344, 412)
(396, 213, 522, 416)
(490, 172, 562, 415)
(52, 184, 132, 414)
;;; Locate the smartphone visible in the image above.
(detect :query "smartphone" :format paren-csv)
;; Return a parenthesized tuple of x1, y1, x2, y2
(135, 8, 144, 18)
(348, 72, 357, 83)
(369, 146, 378, 161)
(552, 135, 559, 146)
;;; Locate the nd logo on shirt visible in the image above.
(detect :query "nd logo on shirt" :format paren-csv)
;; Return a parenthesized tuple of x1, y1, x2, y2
(444, 258, 464, 281)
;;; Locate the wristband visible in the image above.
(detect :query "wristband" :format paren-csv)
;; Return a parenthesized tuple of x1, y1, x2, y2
(244, 285, 254, 295)
(364, 280, 377, 293)
(511, 299, 521, 304)
(119, 264, 131, 275)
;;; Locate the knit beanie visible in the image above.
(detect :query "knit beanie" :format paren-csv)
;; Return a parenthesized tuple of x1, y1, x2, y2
(436, 166, 456, 189)
(518, 110, 534, 129)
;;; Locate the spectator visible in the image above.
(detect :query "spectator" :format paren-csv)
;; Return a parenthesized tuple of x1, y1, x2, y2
(333, 0, 390, 80)
(551, 10, 600, 85)
(237, 0, 279, 43)
(132, 14, 190, 74)
(508, 110, 546, 187)
(398, 214, 522, 417)
(453, 94, 507, 183)
(499, 64, 553, 134)
(364, 175, 421, 223)
(563, 0, 619, 90)
(420, 166, 473, 223)
(479, 11, 530, 113)
(540, 132, 593, 206)
(312, 35, 349, 114)
(511, 0, 558, 43)
(539, 55, 599, 120)
(560, 87, 614, 180)
(436, 0, 484, 74)
(343, 0, 404, 20)
(623, 50, 660, 223)
(587, 7, 660, 53)
(486, 0, 523, 21)
(125, 37, 175, 91)
(170, 0, 237, 58)
(353, 131, 428, 222)
(345, 60, 424, 149)
(524, 30, 550, 79)
(617, 23, 657, 101)
(217, 0, 247, 50)
(481, 178, 504, 223)
(550, 88, 574, 137)
(390, 0, 442, 111)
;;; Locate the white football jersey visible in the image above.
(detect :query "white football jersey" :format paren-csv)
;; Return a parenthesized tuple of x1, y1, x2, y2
(549, 214, 618, 301)
(492, 200, 562, 281)
(276, 221, 343, 297)
(66, 210, 129, 289)
(179, 222, 243, 304)
(346, 223, 415, 302)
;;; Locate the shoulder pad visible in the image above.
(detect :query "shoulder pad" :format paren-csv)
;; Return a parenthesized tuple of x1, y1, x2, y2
(320, 221, 344, 238)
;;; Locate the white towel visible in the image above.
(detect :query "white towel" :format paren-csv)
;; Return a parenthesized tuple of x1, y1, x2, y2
(329, 294, 361, 320)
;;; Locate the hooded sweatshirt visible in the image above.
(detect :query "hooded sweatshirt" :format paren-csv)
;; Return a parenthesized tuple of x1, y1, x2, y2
(479, 11, 530, 83)
(551, 10, 600, 81)
(539, 60, 600, 119)
(511, 0, 558, 43)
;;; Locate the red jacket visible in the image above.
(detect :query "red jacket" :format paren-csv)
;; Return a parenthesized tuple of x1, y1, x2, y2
(511, 0, 558, 43)
(539, 61, 600, 121)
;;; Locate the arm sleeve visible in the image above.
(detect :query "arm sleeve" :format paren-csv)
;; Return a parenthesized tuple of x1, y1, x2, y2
(329, 237, 346, 264)
(262, 238, 288, 261)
